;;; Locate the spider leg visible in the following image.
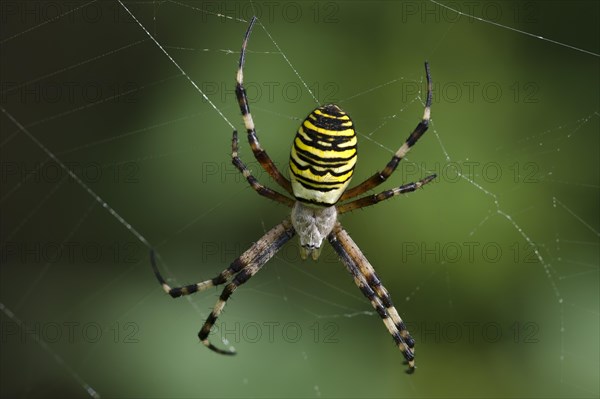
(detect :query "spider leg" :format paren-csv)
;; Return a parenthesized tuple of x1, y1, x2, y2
(232, 130, 294, 207)
(337, 174, 436, 214)
(328, 222, 416, 373)
(198, 218, 295, 354)
(150, 247, 246, 299)
(329, 223, 415, 349)
(150, 218, 295, 298)
(151, 250, 217, 298)
(340, 61, 432, 201)
(236, 16, 293, 195)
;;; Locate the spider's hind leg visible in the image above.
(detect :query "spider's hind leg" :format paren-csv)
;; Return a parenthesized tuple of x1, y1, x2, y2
(150, 219, 295, 354)
(197, 218, 295, 354)
(328, 222, 416, 373)
(150, 249, 248, 298)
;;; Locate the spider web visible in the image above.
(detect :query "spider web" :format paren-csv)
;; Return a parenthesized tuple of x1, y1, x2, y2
(1, 1, 598, 398)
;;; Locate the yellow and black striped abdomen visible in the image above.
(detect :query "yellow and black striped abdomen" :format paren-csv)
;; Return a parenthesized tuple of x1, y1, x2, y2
(289, 104, 357, 206)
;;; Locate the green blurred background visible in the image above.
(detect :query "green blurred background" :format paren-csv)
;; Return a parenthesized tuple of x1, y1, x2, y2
(1, 1, 598, 398)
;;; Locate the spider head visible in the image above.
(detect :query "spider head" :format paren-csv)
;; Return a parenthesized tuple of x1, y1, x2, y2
(291, 202, 337, 261)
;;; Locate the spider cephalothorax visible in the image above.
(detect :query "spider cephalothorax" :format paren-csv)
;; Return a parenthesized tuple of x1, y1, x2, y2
(291, 202, 337, 260)
(151, 16, 435, 374)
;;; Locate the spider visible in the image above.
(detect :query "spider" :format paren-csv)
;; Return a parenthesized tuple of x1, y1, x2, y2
(150, 16, 434, 374)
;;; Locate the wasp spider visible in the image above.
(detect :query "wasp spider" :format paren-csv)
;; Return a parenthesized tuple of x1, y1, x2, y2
(151, 17, 434, 374)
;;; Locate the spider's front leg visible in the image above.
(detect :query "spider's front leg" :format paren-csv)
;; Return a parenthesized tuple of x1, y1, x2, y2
(235, 16, 293, 195)
(328, 222, 416, 373)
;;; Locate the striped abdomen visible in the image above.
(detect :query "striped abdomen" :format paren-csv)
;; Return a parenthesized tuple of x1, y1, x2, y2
(289, 104, 357, 206)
